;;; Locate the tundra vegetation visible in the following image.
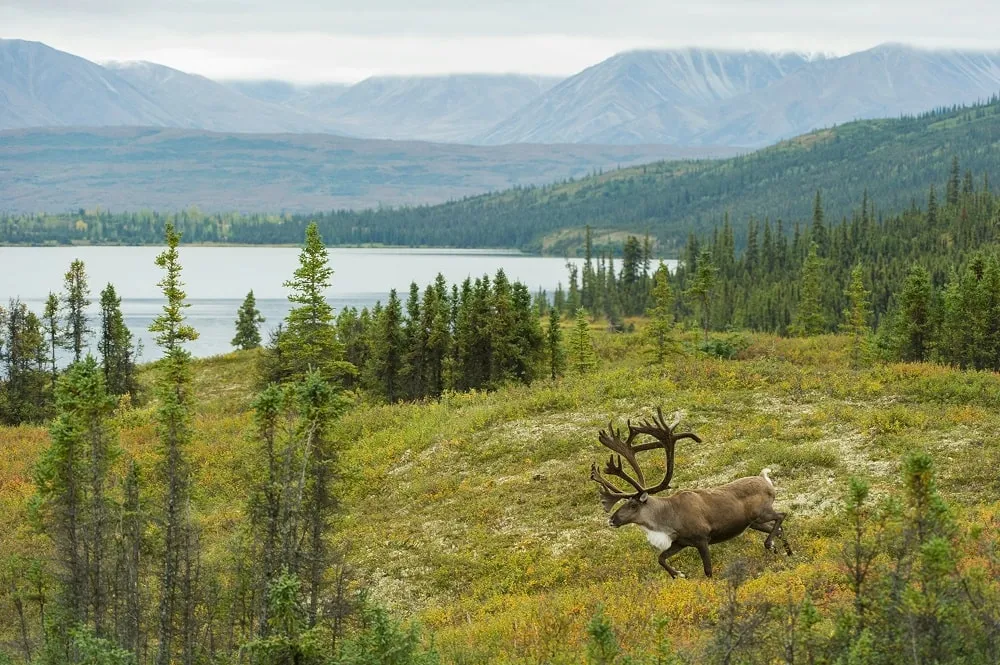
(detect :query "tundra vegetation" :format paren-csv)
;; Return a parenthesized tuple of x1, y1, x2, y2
(1, 176, 1000, 662)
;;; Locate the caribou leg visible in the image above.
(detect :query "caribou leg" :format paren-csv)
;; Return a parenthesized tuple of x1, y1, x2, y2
(657, 543, 687, 578)
(694, 540, 713, 577)
(750, 515, 793, 556)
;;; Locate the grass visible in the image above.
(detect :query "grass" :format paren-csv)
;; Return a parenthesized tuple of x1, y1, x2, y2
(3, 330, 1000, 661)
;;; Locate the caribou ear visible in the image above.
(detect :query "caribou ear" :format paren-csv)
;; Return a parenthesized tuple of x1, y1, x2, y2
(599, 492, 622, 513)
(638, 492, 649, 503)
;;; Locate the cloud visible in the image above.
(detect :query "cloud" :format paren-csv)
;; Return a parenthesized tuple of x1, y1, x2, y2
(2, 1, 998, 82)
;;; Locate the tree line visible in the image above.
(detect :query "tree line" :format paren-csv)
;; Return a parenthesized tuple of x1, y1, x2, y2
(627, 160, 1000, 367)
(234, 228, 603, 404)
(0, 262, 138, 426)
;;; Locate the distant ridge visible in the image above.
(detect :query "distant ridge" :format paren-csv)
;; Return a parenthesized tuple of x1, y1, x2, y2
(477, 44, 1000, 147)
(477, 49, 812, 145)
(0, 126, 733, 213)
(4, 39, 1000, 147)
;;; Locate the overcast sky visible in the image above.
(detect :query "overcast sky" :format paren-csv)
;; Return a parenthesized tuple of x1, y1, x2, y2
(2, 1, 998, 83)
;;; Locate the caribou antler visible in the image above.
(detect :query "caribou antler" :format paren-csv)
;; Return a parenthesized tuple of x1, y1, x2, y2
(629, 407, 702, 494)
(590, 464, 634, 512)
(589, 407, 702, 506)
(598, 422, 646, 485)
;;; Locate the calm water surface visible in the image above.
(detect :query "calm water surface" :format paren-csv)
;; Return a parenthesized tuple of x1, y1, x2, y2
(0, 246, 655, 359)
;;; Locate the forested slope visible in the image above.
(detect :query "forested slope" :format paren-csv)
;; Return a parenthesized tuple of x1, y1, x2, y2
(4, 100, 999, 252)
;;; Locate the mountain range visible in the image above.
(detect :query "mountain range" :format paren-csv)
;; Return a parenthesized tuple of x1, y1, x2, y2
(4, 38, 1000, 147)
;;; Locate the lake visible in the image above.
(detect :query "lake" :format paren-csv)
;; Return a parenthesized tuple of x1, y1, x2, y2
(0, 246, 676, 360)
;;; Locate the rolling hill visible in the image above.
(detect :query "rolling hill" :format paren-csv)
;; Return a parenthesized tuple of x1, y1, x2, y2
(0, 127, 731, 213)
(216, 99, 1000, 253)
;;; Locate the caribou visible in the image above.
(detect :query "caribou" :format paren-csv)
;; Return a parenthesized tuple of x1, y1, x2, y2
(590, 408, 792, 578)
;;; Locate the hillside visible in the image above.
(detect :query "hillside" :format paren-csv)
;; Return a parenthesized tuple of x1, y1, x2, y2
(478, 49, 811, 145)
(2, 330, 999, 661)
(245, 74, 562, 143)
(105, 61, 333, 134)
(293, 99, 1000, 253)
(0, 127, 727, 214)
(483, 44, 1000, 147)
(0, 39, 173, 129)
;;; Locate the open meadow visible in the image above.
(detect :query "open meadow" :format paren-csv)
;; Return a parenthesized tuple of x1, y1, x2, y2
(3, 326, 998, 662)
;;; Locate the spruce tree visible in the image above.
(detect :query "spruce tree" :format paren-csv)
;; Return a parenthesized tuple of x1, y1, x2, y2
(465, 276, 494, 389)
(685, 249, 717, 341)
(274, 222, 352, 384)
(305, 374, 348, 626)
(546, 308, 565, 379)
(745, 221, 759, 279)
(115, 460, 143, 655)
(841, 265, 872, 368)
(947, 156, 961, 207)
(927, 185, 938, 227)
(791, 243, 826, 337)
(646, 263, 676, 363)
(0, 299, 51, 425)
(43, 292, 60, 386)
(98, 284, 139, 398)
(34, 361, 92, 626)
(508, 281, 543, 384)
(603, 264, 624, 331)
(892, 265, 935, 363)
(568, 309, 597, 374)
(893, 266, 940, 362)
(61, 259, 91, 364)
(34, 357, 125, 665)
(488, 270, 518, 386)
(582, 225, 596, 310)
(553, 282, 566, 315)
(148, 223, 199, 665)
(423, 275, 451, 397)
(620, 236, 643, 315)
(401, 282, 426, 399)
(812, 191, 827, 256)
(566, 263, 581, 319)
(366, 290, 404, 401)
(336, 307, 369, 374)
(232, 290, 265, 351)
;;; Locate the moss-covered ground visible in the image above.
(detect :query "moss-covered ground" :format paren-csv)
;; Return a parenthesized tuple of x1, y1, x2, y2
(3, 330, 999, 662)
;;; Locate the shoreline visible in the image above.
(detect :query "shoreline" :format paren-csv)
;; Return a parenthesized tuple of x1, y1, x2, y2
(0, 241, 535, 255)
